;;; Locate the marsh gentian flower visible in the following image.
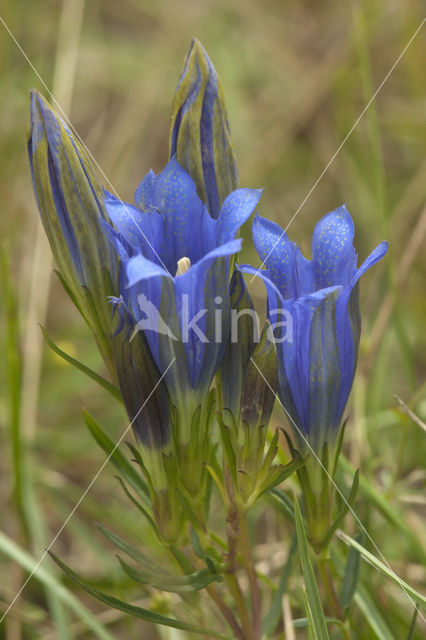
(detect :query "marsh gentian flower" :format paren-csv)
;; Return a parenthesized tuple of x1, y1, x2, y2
(28, 90, 119, 375)
(169, 38, 238, 219)
(28, 91, 171, 453)
(241, 206, 388, 453)
(102, 157, 261, 439)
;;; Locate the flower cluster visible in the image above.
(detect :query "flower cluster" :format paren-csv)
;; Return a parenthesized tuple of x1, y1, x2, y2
(28, 39, 387, 541)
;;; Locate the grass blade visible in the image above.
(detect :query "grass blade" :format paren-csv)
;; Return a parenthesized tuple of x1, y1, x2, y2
(262, 534, 297, 636)
(339, 533, 362, 614)
(84, 411, 150, 503)
(0, 532, 115, 640)
(50, 550, 233, 639)
(354, 586, 395, 640)
(405, 607, 419, 640)
(41, 326, 122, 402)
(337, 531, 426, 605)
(294, 495, 330, 640)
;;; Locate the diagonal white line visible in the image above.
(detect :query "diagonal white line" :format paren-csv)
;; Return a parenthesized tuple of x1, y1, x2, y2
(0, 357, 176, 624)
(249, 355, 425, 621)
(249, 17, 426, 284)
(0, 14, 172, 278)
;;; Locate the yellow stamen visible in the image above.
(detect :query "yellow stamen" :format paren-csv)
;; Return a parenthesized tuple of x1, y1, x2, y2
(175, 256, 191, 276)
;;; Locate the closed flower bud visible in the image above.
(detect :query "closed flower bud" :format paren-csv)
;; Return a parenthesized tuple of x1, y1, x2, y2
(28, 90, 119, 374)
(169, 38, 239, 219)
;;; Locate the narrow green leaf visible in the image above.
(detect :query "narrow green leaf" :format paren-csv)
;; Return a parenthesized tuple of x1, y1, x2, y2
(114, 476, 157, 534)
(405, 607, 419, 640)
(301, 587, 319, 640)
(217, 413, 238, 485)
(49, 551, 233, 639)
(41, 326, 122, 401)
(97, 524, 163, 573)
(0, 532, 115, 640)
(117, 555, 221, 592)
(330, 418, 348, 478)
(339, 533, 362, 614)
(83, 411, 150, 503)
(256, 453, 305, 498)
(294, 496, 330, 640)
(322, 470, 359, 549)
(339, 456, 425, 562)
(269, 488, 295, 522)
(293, 616, 342, 629)
(337, 531, 426, 605)
(354, 586, 395, 640)
(262, 534, 297, 636)
(332, 547, 395, 640)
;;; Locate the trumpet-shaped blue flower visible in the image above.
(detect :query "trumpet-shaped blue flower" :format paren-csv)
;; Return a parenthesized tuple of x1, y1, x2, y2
(170, 38, 238, 219)
(241, 206, 388, 452)
(28, 91, 171, 453)
(103, 157, 261, 436)
(28, 90, 119, 375)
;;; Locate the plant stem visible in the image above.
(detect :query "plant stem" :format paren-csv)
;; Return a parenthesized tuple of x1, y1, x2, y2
(225, 505, 254, 639)
(317, 554, 345, 621)
(224, 573, 252, 636)
(239, 513, 262, 640)
(206, 583, 245, 640)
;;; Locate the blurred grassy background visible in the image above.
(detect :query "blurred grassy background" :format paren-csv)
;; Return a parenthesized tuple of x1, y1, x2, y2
(0, 0, 425, 638)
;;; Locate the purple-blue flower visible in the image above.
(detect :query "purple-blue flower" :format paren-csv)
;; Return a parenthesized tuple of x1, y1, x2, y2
(28, 90, 119, 376)
(241, 205, 388, 453)
(103, 157, 261, 430)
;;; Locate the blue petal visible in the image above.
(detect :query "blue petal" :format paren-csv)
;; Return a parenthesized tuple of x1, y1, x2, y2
(276, 287, 342, 444)
(134, 169, 156, 210)
(252, 216, 313, 299)
(305, 288, 343, 450)
(126, 254, 172, 287)
(147, 157, 217, 268)
(105, 192, 166, 266)
(334, 285, 360, 421)
(105, 192, 147, 245)
(334, 240, 388, 418)
(125, 258, 176, 377)
(238, 264, 285, 317)
(100, 219, 129, 261)
(174, 239, 241, 388)
(218, 188, 262, 243)
(351, 241, 388, 286)
(312, 205, 357, 289)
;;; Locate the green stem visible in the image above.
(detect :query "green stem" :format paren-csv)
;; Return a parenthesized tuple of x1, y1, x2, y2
(317, 554, 345, 621)
(239, 513, 262, 640)
(206, 583, 245, 640)
(224, 573, 252, 636)
(225, 505, 254, 639)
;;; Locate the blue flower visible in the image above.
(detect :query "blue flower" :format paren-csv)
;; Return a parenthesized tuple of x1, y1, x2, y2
(169, 38, 239, 219)
(102, 157, 261, 435)
(28, 91, 171, 454)
(241, 205, 388, 452)
(28, 90, 119, 375)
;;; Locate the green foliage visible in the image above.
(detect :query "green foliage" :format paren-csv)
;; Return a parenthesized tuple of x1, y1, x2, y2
(294, 496, 330, 640)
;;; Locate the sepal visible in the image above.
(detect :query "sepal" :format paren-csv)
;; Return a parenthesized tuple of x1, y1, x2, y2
(218, 410, 304, 510)
(220, 270, 257, 420)
(241, 321, 277, 430)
